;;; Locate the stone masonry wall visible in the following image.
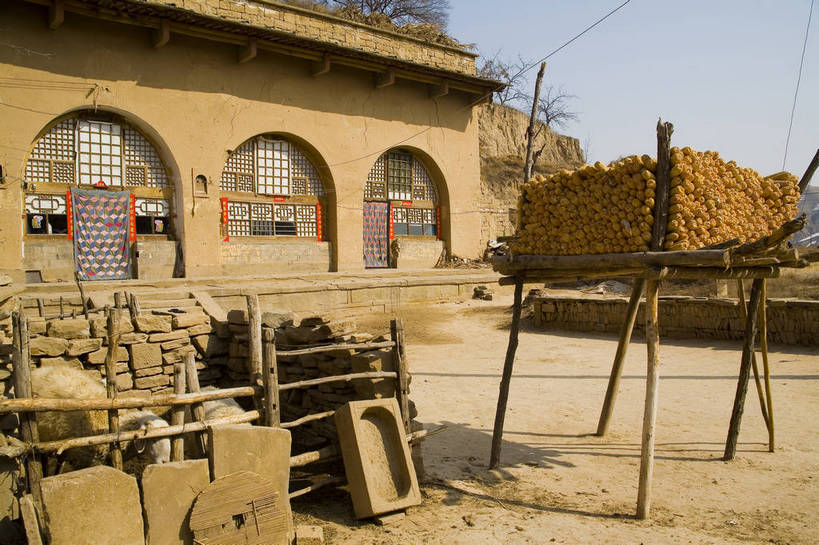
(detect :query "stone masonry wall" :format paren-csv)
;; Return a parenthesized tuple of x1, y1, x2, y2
(146, 0, 477, 75)
(533, 294, 819, 345)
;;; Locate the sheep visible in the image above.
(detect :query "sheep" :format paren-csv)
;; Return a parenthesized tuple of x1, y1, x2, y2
(200, 386, 250, 422)
(30, 366, 171, 473)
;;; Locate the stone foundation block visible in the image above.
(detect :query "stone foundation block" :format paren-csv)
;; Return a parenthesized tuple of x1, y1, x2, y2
(135, 315, 173, 333)
(39, 465, 144, 545)
(39, 356, 82, 369)
(129, 342, 162, 370)
(171, 312, 209, 329)
(87, 346, 128, 365)
(46, 318, 90, 339)
(134, 374, 170, 389)
(296, 525, 324, 545)
(90, 316, 134, 337)
(65, 338, 102, 356)
(148, 329, 189, 343)
(29, 337, 68, 357)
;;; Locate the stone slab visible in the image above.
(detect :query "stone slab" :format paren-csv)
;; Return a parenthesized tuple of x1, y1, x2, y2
(147, 329, 189, 343)
(29, 337, 68, 357)
(39, 356, 83, 369)
(135, 315, 173, 333)
(65, 338, 102, 356)
(134, 374, 170, 389)
(90, 315, 134, 338)
(335, 399, 421, 519)
(87, 345, 129, 365)
(142, 459, 210, 545)
(39, 465, 144, 545)
(295, 524, 324, 545)
(192, 334, 227, 357)
(171, 312, 209, 329)
(129, 342, 162, 370)
(185, 322, 212, 336)
(208, 425, 293, 542)
(117, 332, 149, 345)
(160, 338, 190, 351)
(46, 319, 90, 339)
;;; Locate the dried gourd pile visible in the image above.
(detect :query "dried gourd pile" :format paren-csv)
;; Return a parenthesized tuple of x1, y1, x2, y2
(512, 147, 800, 255)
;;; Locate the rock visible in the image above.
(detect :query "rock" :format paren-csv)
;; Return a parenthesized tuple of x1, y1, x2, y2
(162, 346, 197, 365)
(39, 356, 83, 369)
(134, 366, 162, 378)
(192, 335, 228, 357)
(186, 322, 212, 336)
(147, 330, 188, 343)
(129, 343, 162, 370)
(160, 338, 190, 351)
(351, 349, 393, 373)
(134, 315, 172, 333)
(28, 317, 46, 336)
(142, 460, 210, 545)
(171, 312, 209, 329)
(227, 309, 248, 325)
(65, 338, 102, 356)
(134, 374, 169, 389)
(39, 466, 144, 545)
(117, 332, 148, 345)
(87, 346, 128, 365)
(0, 274, 11, 286)
(263, 311, 295, 329)
(47, 319, 90, 339)
(299, 316, 328, 327)
(296, 525, 324, 545)
(115, 372, 133, 391)
(98, 361, 129, 375)
(90, 316, 134, 338)
(29, 337, 68, 357)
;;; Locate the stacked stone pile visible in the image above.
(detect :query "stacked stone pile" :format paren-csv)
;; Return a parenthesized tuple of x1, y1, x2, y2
(0, 307, 229, 399)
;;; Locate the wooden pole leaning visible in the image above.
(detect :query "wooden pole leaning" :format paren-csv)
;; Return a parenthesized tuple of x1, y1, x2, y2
(724, 278, 765, 460)
(735, 281, 770, 429)
(262, 327, 281, 428)
(183, 351, 207, 457)
(636, 278, 661, 520)
(171, 360, 186, 461)
(597, 277, 646, 436)
(11, 311, 43, 497)
(489, 277, 524, 469)
(103, 307, 123, 470)
(391, 318, 411, 435)
(759, 280, 774, 452)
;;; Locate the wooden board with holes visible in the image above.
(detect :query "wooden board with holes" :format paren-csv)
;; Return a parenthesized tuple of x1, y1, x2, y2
(189, 470, 290, 545)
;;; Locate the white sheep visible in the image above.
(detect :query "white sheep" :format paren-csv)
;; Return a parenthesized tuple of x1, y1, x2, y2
(201, 386, 249, 422)
(30, 366, 170, 472)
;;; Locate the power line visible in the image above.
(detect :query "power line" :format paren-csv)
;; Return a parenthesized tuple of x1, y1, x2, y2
(783, 0, 814, 170)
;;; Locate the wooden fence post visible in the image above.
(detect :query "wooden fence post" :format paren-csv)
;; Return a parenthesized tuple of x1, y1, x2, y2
(246, 294, 263, 386)
(183, 351, 207, 457)
(390, 319, 410, 434)
(171, 360, 186, 461)
(759, 280, 774, 452)
(12, 311, 43, 497)
(636, 278, 661, 519)
(262, 327, 281, 427)
(489, 278, 523, 469)
(103, 307, 123, 470)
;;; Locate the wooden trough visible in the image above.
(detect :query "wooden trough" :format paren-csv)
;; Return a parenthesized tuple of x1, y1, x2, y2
(489, 121, 818, 519)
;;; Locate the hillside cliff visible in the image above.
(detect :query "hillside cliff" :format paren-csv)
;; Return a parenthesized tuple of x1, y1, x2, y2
(477, 103, 585, 247)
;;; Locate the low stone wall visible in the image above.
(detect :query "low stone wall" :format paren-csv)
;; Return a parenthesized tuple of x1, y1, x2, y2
(532, 294, 819, 345)
(22, 240, 75, 283)
(134, 240, 178, 280)
(219, 240, 332, 275)
(392, 238, 444, 269)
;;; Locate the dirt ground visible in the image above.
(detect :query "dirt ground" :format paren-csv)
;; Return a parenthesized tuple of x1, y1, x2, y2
(293, 287, 819, 544)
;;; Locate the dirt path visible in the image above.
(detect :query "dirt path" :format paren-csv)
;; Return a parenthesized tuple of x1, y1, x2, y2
(293, 290, 819, 544)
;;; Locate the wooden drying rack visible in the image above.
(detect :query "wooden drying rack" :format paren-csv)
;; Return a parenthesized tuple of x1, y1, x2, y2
(488, 120, 818, 520)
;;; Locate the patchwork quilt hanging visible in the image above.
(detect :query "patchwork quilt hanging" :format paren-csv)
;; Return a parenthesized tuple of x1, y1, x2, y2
(71, 188, 132, 280)
(363, 201, 390, 268)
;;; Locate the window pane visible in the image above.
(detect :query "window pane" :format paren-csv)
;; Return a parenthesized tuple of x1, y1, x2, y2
(48, 214, 68, 235)
(423, 224, 437, 236)
(387, 151, 412, 200)
(409, 224, 423, 236)
(394, 223, 408, 236)
(27, 214, 48, 234)
(135, 216, 153, 235)
(274, 221, 297, 236)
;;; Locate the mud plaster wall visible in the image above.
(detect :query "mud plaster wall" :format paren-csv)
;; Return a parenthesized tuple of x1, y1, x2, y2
(0, 2, 482, 280)
(533, 295, 819, 345)
(391, 238, 444, 269)
(220, 240, 332, 275)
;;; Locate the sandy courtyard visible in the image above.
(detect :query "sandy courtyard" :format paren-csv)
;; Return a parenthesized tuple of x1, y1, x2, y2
(293, 288, 819, 544)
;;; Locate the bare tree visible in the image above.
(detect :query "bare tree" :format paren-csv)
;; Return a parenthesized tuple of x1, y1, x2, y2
(330, 0, 451, 28)
(535, 85, 579, 129)
(477, 53, 531, 107)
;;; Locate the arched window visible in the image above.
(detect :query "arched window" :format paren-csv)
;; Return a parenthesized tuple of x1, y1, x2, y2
(219, 136, 327, 239)
(23, 113, 173, 237)
(363, 149, 441, 268)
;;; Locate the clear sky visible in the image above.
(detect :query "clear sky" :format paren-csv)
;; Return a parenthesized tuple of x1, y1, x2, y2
(448, 0, 817, 184)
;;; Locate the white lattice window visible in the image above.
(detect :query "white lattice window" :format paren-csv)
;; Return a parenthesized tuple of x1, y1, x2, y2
(227, 201, 251, 237)
(291, 146, 324, 196)
(226, 201, 319, 238)
(134, 198, 171, 235)
(220, 141, 255, 192)
(412, 157, 437, 201)
(387, 152, 412, 200)
(77, 120, 123, 187)
(392, 205, 437, 237)
(365, 151, 437, 205)
(25, 194, 68, 235)
(123, 127, 168, 187)
(256, 139, 289, 195)
(25, 120, 75, 184)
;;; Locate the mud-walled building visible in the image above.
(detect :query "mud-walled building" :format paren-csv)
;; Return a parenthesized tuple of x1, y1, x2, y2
(0, 0, 500, 282)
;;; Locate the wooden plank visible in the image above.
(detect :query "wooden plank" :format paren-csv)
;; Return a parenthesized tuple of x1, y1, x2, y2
(278, 371, 397, 391)
(103, 307, 123, 470)
(597, 277, 646, 436)
(496, 249, 730, 272)
(651, 119, 674, 251)
(277, 340, 394, 356)
(724, 278, 764, 460)
(489, 278, 523, 469)
(20, 494, 43, 545)
(636, 279, 661, 520)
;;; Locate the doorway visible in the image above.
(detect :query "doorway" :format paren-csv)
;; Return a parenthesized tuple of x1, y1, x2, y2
(70, 188, 132, 280)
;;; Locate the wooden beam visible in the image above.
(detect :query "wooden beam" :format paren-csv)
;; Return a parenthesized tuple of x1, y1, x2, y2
(636, 279, 661, 519)
(651, 119, 674, 251)
(375, 69, 395, 88)
(489, 277, 523, 469)
(798, 148, 819, 193)
(48, 0, 64, 30)
(153, 19, 170, 49)
(238, 38, 257, 63)
(429, 80, 449, 99)
(312, 53, 331, 77)
(103, 307, 123, 470)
